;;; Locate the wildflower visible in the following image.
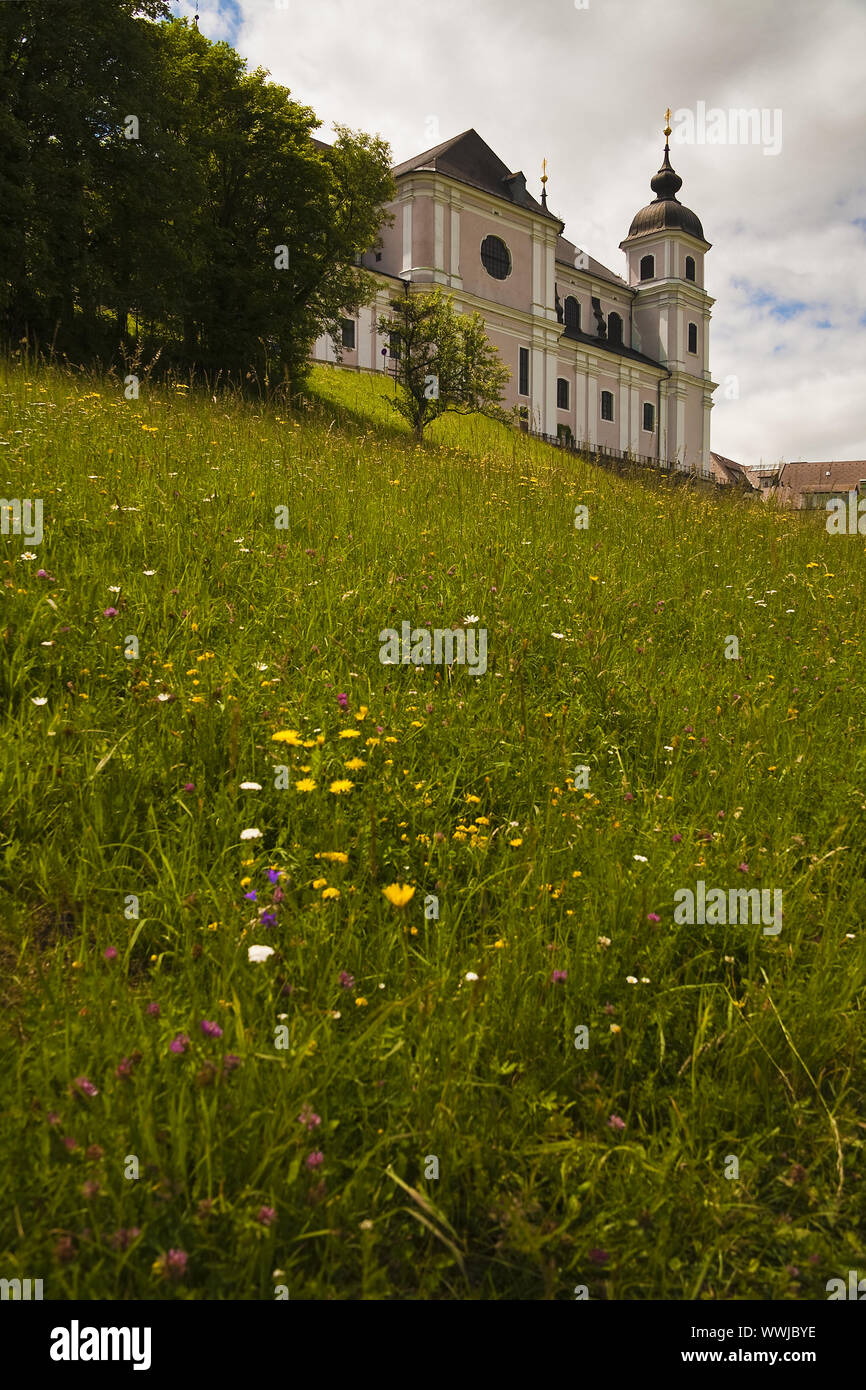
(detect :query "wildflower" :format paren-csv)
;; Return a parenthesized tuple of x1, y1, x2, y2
(610, 1023, 621, 1034)
(156, 692, 172, 702)
(737, 862, 749, 873)
(153, 1248, 188, 1280)
(463, 614, 479, 624)
(329, 779, 353, 794)
(240, 827, 262, 840)
(223, 1053, 241, 1072)
(299, 1104, 321, 1130)
(103, 607, 118, 618)
(295, 778, 317, 792)
(339, 971, 355, 989)
(626, 976, 638, 985)
(607, 1115, 626, 1132)
(551, 970, 568, 984)
(597, 936, 611, 948)
(201, 1019, 223, 1039)
(633, 854, 648, 863)
(355, 705, 368, 721)
(244, 890, 257, 902)
(240, 781, 262, 791)
(322, 887, 341, 900)
(146, 1002, 160, 1017)
(260, 910, 277, 927)
(169, 1034, 190, 1054)
(318, 851, 348, 865)
(338, 728, 361, 739)
(344, 757, 365, 770)
(355, 996, 368, 1007)
(248, 944, 275, 963)
(31, 696, 48, 706)
(267, 868, 281, 883)
(647, 912, 661, 923)
(305, 1151, 324, 1169)
(115, 1057, 134, 1079)
(382, 883, 415, 908)
(182, 782, 195, 793)
(337, 692, 349, 709)
(464, 971, 479, 982)
(110, 1227, 141, 1251)
(73, 1076, 98, 1098)
(103, 946, 117, 960)
(272, 730, 303, 745)
(257, 1206, 277, 1226)
(671, 833, 682, 844)
(81, 1179, 100, 1199)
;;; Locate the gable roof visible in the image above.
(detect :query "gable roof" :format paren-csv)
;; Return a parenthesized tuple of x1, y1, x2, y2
(709, 451, 757, 487)
(776, 460, 866, 494)
(392, 128, 561, 223)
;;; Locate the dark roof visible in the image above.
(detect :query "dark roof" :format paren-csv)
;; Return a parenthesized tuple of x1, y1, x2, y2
(555, 234, 629, 290)
(560, 324, 667, 372)
(392, 129, 561, 223)
(626, 143, 706, 244)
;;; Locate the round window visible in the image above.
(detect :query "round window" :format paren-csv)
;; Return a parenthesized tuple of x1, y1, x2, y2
(480, 235, 511, 280)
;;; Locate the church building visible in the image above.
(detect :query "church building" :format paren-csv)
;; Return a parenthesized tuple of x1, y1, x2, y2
(312, 119, 716, 474)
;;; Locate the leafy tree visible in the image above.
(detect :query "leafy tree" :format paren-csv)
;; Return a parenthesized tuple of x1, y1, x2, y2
(377, 286, 510, 442)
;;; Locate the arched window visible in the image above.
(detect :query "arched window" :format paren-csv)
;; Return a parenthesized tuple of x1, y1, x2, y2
(688, 322, 698, 354)
(480, 235, 511, 280)
(640, 254, 655, 280)
(564, 295, 580, 331)
(685, 256, 696, 282)
(608, 312, 623, 345)
(600, 390, 614, 422)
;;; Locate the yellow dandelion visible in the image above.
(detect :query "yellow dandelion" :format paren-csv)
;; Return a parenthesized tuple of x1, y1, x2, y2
(355, 997, 368, 1007)
(365, 737, 380, 747)
(272, 729, 303, 745)
(475, 816, 490, 826)
(339, 728, 361, 739)
(382, 883, 416, 908)
(465, 794, 481, 804)
(312, 878, 328, 889)
(355, 705, 368, 721)
(295, 778, 317, 792)
(508, 838, 523, 847)
(344, 757, 366, 771)
(316, 851, 349, 864)
(329, 779, 354, 794)
(240, 876, 252, 887)
(322, 887, 341, 901)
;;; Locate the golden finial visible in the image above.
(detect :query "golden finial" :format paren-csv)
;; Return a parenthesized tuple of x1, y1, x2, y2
(541, 157, 548, 186)
(664, 107, 672, 138)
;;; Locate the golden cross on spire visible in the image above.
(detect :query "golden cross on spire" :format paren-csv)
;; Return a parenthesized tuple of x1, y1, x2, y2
(664, 107, 672, 138)
(541, 157, 548, 186)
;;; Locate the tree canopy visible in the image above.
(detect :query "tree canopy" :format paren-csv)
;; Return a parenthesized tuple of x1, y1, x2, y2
(0, 1, 395, 387)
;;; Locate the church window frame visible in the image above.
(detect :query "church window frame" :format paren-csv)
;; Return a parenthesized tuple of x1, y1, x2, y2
(480, 234, 511, 280)
(687, 322, 698, 354)
(600, 390, 614, 422)
(685, 255, 696, 282)
(557, 377, 570, 410)
(640, 254, 655, 281)
(564, 295, 580, 331)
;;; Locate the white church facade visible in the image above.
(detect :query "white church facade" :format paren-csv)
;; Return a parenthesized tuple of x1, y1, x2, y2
(312, 122, 716, 474)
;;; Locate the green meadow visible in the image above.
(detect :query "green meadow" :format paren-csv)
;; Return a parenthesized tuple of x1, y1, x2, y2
(1, 357, 864, 1300)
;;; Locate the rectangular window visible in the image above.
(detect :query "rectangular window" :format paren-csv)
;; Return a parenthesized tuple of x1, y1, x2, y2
(388, 331, 401, 360)
(518, 347, 529, 396)
(557, 377, 569, 410)
(642, 402, 655, 432)
(341, 318, 356, 350)
(600, 390, 614, 422)
(687, 322, 698, 354)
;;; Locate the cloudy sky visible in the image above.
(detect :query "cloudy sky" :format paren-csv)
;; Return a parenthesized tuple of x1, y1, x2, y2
(171, 0, 865, 469)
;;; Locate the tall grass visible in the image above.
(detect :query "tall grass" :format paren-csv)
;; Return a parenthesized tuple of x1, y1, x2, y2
(0, 357, 863, 1299)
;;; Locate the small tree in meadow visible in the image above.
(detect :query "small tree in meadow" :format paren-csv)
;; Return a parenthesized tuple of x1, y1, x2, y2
(377, 286, 510, 442)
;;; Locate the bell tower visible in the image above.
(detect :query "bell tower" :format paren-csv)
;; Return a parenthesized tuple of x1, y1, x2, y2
(620, 112, 716, 473)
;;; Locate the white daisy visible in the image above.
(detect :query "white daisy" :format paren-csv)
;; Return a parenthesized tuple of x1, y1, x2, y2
(626, 976, 638, 984)
(551, 632, 564, 639)
(463, 614, 479, 625)
(31, 697, 48, 706)
(240, 827, 262, 840)
(633, 854, 648, 863)
(248, 945, 275, 963)
(143, 570, 156, 576)
(108, 585, 121, 593)
(21, 552, 37, 560)
(156, 692, 171, 702)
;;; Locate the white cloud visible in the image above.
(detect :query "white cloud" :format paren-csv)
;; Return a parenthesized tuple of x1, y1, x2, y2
(180, 0, 866, 467)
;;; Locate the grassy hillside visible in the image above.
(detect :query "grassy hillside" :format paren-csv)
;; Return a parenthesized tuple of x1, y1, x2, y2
(1, 357, 864, 1300)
